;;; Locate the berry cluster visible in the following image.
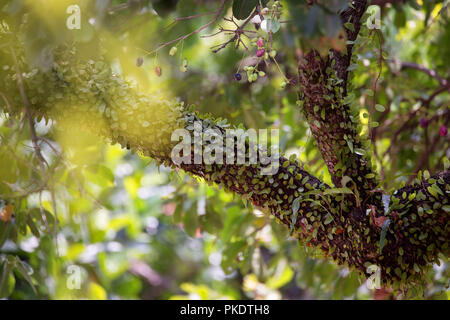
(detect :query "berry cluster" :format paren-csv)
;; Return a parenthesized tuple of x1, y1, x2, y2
(232, 2, 291, 87)
(420, 117, 448, 137)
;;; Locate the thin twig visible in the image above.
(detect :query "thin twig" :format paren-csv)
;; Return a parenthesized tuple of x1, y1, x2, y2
(399, 61, 448, 87)
(382, 83, 450, 158)
(145, 0, 228, 56)
(211, 8, 260, 53)
(407, 114, 449, 183)
(10, 46, 48, 169)
(164, 11, 218, 30)
(108, 0, 145, 14)
(0, 91, 12, 114)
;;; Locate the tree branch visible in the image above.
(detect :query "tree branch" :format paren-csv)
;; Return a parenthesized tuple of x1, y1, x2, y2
(399, 61, 448, 87)
(10, 46, 48, 169)
(296, 1, 380, 205)
(1, 35, 448, 289)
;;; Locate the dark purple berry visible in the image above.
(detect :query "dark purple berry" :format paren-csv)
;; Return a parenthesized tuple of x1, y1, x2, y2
(440, 125, 448, 137)
(419, 118, 428, 128)
(234, 73, 242, 81)
(136, 57, 144, 67)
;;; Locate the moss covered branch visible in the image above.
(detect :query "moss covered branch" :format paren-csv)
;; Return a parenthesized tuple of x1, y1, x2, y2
(0, 37, 448, 290)
(296, 0, 382, 216)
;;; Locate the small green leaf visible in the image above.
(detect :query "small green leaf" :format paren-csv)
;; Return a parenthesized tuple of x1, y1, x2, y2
(14, 258, 38, 296)
(431, 184, 443, 196)
(347, 64, 358, 71)
(324, 213, 334, 225)
(0, 221, 12, 248)
(347, 140, 354, 153)
(341, 176, 353, 187)
(323, 187, 353, 195)
(344, 22, 355, 32)
(375, 104, 385, 112)
(290, 197, 301, 234)
(261, 18, 281, 33)
(27, 215, 40, 238)
(232, 0, 258, 20)
(427, 186, 438, 199)
(443, 157, 449, 170)
(182, 205, 198, 237)
(0, 262, 15, 298)
(221, 240, 247, 273)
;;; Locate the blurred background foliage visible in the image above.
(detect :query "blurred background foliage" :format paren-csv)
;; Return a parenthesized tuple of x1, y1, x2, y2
(0, 0, 449, 299)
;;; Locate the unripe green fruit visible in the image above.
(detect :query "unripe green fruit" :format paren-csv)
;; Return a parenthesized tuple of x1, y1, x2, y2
(169, 46, 178, 56)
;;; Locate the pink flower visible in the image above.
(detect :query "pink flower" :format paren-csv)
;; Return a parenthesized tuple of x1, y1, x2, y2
(256, 48, 265, 57)
(257, 38, 264, 47)
(439, 125, 448, 137)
